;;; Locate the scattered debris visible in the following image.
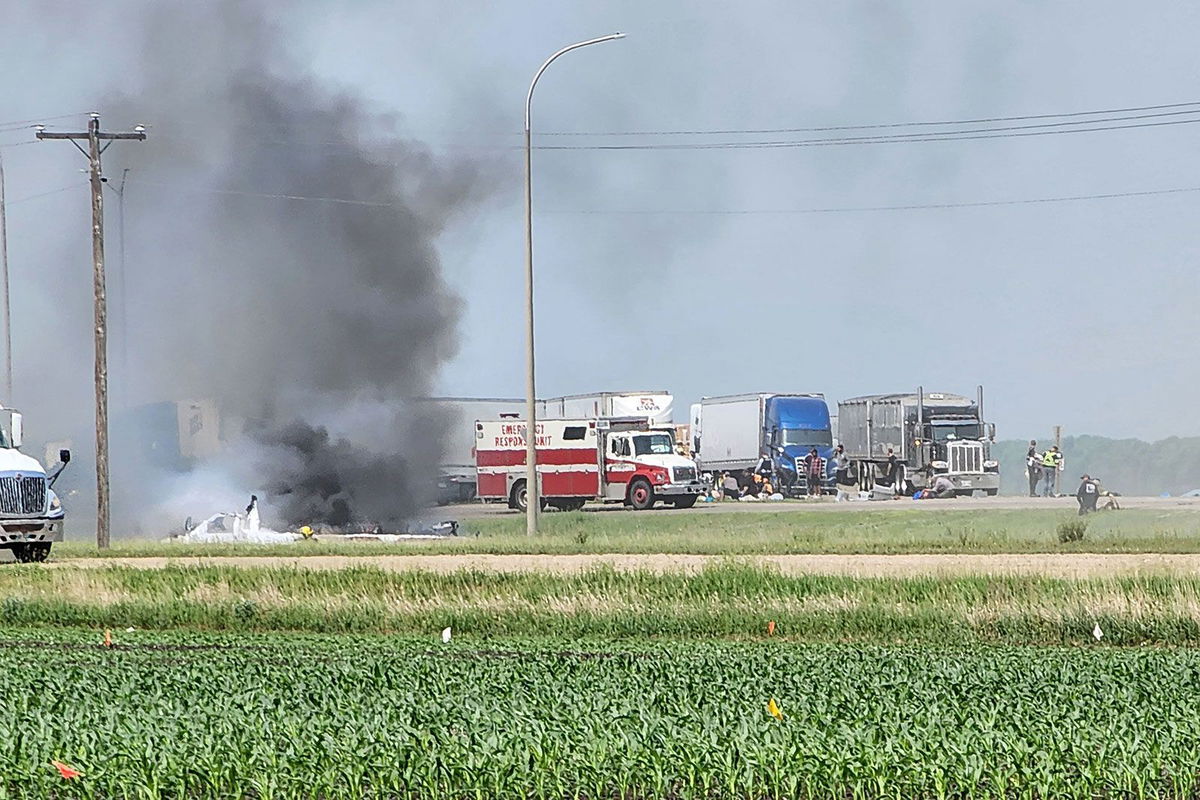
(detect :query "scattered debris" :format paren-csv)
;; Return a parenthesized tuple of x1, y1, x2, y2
(1093, 623, 1103, 642)
(441, 627, 452, 644)
(314, 520, 460, 542)
(51, 761, 81, 780)
(766, 697, 783, 721)
(166, 496, 460, 545)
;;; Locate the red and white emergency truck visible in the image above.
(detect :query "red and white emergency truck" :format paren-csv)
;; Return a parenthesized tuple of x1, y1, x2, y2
(474, 418, 705, 511)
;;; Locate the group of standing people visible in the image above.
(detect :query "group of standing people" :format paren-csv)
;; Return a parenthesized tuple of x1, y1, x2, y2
(754, 447, 827, 497)
(1026, 440, 1063, 497)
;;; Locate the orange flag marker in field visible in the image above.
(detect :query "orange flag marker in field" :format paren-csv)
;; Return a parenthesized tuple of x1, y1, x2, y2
(767, 697, 783, 721)
(51, 761, 81, 780)
(766, 620, 776, 636)
(102, 629, 112, 648)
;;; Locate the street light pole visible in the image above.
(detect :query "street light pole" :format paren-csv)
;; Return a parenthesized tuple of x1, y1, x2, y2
(115, 168, 129, 409)
(0, 150, 11, 406)
(523, 33, 625, 536)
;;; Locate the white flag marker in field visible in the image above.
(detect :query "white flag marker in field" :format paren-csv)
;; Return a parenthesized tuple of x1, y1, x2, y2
(1093, 623, 1103, 642)
(442, 627, 452, 644)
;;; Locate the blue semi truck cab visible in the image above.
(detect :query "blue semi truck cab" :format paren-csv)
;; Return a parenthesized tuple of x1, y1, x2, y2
(764, 395, 836, 492)
(693, 393, 836, 495)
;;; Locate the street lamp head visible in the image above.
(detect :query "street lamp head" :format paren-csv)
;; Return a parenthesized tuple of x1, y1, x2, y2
(133, 125, 146, 133)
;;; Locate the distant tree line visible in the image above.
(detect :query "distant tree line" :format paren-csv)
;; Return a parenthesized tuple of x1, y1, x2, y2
(994, 436, 1200, 496)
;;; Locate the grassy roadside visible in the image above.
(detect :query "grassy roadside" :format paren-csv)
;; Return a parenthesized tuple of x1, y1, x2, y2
(52, 507, 1200, 557)
(6, 562, 1200, 645)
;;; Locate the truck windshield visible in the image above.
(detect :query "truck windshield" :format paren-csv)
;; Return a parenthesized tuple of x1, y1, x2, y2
(931, 423, 982, 441)
(633, 433, 674, 456)
(781, 428, 832, 448)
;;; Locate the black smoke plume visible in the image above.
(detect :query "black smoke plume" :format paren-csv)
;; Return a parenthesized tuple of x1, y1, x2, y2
(249, 420, 411, 528)
(100, 3, 488, 527)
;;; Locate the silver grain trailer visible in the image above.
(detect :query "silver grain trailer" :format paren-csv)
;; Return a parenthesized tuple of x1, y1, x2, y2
(838, 387, 998, 496)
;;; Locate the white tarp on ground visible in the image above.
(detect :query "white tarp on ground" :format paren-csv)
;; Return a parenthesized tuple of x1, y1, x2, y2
(167, 502, 301, 545)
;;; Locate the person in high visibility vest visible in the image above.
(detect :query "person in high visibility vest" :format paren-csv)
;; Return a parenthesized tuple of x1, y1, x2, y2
(1040, 446, 1063, 496)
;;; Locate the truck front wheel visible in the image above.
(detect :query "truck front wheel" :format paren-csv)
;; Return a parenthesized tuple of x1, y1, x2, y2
(669, 495, 698, 509)
(12, 543, 50, 563)
(627, 478, 655, 510)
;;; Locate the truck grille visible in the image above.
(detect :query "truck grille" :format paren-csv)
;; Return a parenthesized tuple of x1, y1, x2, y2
(672, 466, 697, 483)
(793, 457, 828, 484)
(0, 474, 45, 516)
(948, 442, 983, 474)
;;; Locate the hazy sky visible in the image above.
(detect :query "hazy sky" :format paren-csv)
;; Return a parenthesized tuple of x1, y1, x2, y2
(3, 0, 1199, 446)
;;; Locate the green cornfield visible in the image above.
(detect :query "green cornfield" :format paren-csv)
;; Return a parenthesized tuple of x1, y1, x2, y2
(2, 629, 1200, 798)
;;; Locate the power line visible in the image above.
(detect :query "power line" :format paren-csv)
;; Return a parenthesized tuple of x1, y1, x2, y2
(542, 185, 1200, 215)
(124, 175, 1200, 215)
(4, 183, 88, 206)
(124, 177, 402, 207)
(192, 98, 1200, 139)
(538, 99, 1200, 136)
(129, 111, 1200, 157)
(0, 112, 89, 133)
(537, 115, 1200, 151)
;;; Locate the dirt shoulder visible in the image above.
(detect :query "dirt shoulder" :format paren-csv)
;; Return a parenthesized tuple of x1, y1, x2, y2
(52, 552, 1200, 578)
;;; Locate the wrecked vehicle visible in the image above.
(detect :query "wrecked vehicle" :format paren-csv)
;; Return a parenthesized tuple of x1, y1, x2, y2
(170, 496, 300, 545)
(168, 495, 460, 544)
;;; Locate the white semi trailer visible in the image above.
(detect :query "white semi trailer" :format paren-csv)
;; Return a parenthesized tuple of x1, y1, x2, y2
(538, 391, 674, 427)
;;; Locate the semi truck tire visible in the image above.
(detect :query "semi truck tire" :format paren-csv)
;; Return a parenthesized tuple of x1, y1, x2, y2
(669, 496, 698, 509)
(11, 543, 49, 563)
(985, 488, 998, 497)
(627, 478, 655, 510)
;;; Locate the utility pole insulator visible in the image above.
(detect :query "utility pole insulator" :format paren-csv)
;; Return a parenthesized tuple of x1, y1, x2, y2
(36, 116, 146, 549)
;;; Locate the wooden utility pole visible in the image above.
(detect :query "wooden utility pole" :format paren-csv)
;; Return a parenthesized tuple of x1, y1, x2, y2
(36, 115, 145, 548)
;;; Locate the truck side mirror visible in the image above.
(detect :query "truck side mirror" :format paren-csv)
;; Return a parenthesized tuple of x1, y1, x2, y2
(59, 449, 71, 464)
(9, 412, 21, 449)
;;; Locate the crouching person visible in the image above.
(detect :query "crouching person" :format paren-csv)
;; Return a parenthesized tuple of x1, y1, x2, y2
(1076, 474, 1099, 515)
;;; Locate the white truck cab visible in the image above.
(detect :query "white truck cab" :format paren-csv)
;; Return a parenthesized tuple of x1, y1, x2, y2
(0, 408, 69, 562)
(600, 428, 701, 508)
